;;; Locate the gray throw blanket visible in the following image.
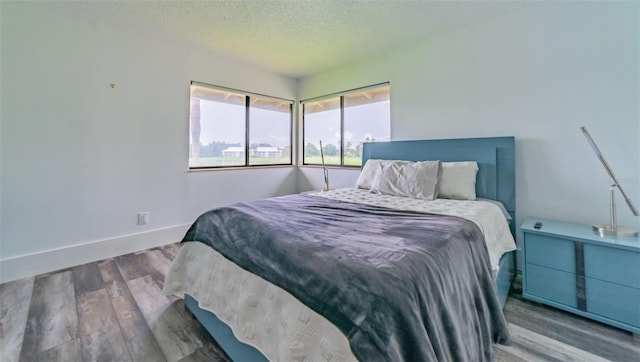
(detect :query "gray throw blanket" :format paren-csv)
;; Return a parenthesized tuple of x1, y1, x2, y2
(183, 194, 511, 361)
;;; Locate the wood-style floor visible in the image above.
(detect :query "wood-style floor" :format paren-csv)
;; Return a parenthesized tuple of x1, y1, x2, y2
(1, 243, 638, 362)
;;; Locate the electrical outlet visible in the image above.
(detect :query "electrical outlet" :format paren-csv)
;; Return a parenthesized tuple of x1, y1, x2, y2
(137, 212, 149, 225)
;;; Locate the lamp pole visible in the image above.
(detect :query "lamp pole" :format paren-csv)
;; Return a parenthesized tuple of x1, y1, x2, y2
(581, 126, 638, 237)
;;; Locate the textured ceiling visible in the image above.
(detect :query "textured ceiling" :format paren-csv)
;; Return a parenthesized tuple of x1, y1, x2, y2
(47, 0, 533, 78)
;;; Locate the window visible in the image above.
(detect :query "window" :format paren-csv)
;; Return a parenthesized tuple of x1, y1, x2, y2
(302, 83, 390, 167)
(189, 82, 293, 169)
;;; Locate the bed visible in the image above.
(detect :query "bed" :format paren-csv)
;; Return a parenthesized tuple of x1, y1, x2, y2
(164, 136, 517, 361)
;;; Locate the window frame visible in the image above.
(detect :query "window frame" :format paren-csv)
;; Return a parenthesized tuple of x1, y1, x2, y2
(301, 82, 390, 168)
(189, 81, 294, 170)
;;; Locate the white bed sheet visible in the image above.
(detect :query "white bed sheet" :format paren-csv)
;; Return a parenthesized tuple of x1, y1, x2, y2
(163, 189, 517, 361)
(165, 242, 357, 361)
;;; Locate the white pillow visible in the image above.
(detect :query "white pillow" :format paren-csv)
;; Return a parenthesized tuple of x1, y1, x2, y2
(356, 159, 410, 189)
(356, 159, 384, 190)
(370, 160, 441, 200)
(438, 161, 479, 200)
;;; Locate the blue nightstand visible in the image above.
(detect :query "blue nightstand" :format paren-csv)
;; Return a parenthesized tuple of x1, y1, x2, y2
(521, 218, 639, 334)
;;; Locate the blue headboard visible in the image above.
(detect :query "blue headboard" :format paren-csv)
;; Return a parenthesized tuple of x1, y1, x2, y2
(362, 137, 516, 233)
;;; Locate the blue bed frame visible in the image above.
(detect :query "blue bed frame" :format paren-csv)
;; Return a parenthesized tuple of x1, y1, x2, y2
(185, 136, 517, 361)
(362, 136, 517, 308)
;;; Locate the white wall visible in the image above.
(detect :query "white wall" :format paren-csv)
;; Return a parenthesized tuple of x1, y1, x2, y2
(299, 2, 640, 250)
(2, 2, 638, 281)
(0, 2, 298, 281)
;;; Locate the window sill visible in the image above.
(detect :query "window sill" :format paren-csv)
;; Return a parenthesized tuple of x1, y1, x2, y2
(188, 164, 295, 172)
(299, 164, 361, 170)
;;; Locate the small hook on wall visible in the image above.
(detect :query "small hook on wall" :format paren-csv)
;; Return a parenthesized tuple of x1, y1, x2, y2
(110, 83, 115, 89)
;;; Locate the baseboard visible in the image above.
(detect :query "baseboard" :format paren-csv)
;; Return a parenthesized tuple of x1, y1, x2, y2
(0, 224, 191, 283)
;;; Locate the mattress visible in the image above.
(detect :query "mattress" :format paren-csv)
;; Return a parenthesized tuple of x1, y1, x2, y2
(163, 189, 517, 361)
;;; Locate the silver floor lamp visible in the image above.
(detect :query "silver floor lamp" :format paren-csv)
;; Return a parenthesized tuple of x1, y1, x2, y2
(319, 140, 329, 192)
(580, 126, 639, 237)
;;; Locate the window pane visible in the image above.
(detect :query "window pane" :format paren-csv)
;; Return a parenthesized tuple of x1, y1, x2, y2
(189, 85, 246, 167)
(249, 97, 292, 165)
(343, 85, 390, 166)
(303, 97, 341, 165)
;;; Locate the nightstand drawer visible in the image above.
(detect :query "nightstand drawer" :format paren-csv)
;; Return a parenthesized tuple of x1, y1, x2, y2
(522, 218, 640, 334)
(586, 278, 640, 328)
(524, 234, 575, 273)
(525, 264, 577, 308)
(584, 244, 640, 289)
